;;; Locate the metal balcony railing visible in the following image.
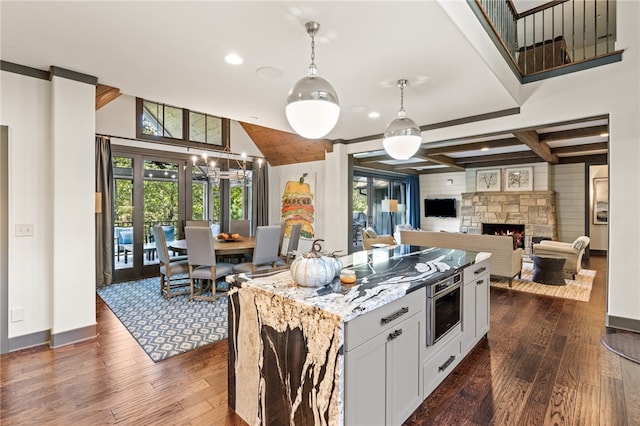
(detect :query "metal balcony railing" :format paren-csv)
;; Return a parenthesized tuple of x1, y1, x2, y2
(474, 0, 619, 79)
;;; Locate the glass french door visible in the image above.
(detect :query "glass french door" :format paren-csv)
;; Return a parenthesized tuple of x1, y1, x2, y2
(113, 152, 186, 281)
(351, 173, 407, 251)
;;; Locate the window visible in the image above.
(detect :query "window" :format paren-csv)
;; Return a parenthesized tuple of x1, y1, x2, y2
(136, 98, 227, 148)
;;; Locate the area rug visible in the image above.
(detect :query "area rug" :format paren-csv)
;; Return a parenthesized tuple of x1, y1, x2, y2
(97, 275, 227, 362)
(490, 262, 596, 302)
(601, 333, 640, 365)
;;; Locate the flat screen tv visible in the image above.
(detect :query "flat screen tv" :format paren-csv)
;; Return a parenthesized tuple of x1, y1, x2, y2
(424, 198, 457, 218)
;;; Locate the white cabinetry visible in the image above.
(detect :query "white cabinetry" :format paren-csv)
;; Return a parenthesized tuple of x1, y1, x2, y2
(344, 288, 425, 426)
(462, 256, 491, 354)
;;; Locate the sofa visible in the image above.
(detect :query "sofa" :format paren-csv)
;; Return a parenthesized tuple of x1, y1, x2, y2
(532, 236, 590, 279)
(360, 227, 397, 250)
(400, 230, 523, 286)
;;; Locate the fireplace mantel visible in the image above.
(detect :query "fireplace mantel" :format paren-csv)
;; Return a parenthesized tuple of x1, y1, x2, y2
(460, 190, 557, 250)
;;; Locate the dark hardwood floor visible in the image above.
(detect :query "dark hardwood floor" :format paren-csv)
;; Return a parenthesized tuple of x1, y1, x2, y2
(1, 254, 638, 425)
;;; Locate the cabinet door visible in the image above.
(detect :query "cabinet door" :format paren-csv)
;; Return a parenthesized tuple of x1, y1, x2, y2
(387, 312, 422, 426)
(463, 273, 490, 354)
(475, 274, 490, 338)
(345, 331, 387, 426)
(462, 281, 477, 354)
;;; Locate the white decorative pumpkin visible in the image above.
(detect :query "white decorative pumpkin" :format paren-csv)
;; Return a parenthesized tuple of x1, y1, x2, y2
(290, 239, 336, 287)
(322, 252, 343, 278)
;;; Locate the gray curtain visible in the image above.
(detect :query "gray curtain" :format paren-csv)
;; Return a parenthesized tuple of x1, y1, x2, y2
(95, 135, 113, 288)
(252, 160, 269, 230)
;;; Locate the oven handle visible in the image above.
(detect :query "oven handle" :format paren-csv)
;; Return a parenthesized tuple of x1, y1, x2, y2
(432, 281, 462, 300)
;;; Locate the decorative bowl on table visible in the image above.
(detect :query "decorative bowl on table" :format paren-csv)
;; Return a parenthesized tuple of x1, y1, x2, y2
(216, 232, 241, 242)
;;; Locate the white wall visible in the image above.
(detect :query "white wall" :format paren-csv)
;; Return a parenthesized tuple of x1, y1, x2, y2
(50, 75, 96, 337)
(1, 69, 96, 344)
(1, 71, 52, 339)
(419, 171, 465, 232)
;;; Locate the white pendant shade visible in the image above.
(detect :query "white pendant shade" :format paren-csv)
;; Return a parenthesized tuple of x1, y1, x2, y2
(383, 79, 422, 160)
(286, 21, 340, 140)
(286, 75, 340, 139)
(383, 114, 422, 160)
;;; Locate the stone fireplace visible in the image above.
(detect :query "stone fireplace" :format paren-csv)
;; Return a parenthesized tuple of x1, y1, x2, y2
(461, 190, 557, 252)
(482, 223, 525, 249)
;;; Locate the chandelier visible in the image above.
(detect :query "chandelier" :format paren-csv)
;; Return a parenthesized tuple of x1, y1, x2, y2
(190, 146, 249, 184)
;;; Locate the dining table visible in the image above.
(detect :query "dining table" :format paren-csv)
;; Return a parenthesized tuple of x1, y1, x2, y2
(169, 236, 256, 258)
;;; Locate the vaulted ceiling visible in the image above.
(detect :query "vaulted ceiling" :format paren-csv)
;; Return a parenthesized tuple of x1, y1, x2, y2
(3, 1, 609, 172)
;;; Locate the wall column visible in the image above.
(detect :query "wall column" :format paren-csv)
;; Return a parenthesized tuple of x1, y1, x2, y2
(50, 68, 97, 346)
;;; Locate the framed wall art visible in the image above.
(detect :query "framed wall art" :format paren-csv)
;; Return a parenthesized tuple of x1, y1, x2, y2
(476, 169, 501, 192)
(505, 167, 533, 191)
(593, 177, 608, 224)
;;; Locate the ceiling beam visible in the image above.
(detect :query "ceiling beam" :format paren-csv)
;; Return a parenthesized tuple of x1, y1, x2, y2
(456, 151, 539, 164)
(513, 130, 559, 163)
(552, 142, 608, 154)
(96, 84, 121, 110)
(539, 125, 609, 143)
(423, 137, 524, 155)
(424, 154, 465, 170)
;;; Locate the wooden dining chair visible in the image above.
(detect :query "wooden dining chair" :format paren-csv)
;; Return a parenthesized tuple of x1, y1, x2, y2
(233, 225, 282, 273)
(151, 224, 189, 298)
(185, 226, 234, 302)
(276, 223, 301, 267)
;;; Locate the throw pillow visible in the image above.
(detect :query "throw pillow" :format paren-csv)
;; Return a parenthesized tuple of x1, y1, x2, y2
(364, 227, 378, 238)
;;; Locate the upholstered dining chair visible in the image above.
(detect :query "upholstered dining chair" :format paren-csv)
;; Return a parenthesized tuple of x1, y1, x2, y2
(152, 224, 189, 298)
(230, 219, 251, 237)
(185, 220, 209, 227)
(185, 226, 234, 302)
(233, 225, 282, 273)
(276, 223, 301, 267)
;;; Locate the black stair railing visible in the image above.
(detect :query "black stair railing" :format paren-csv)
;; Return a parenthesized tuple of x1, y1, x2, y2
(474, 0, 618, 77)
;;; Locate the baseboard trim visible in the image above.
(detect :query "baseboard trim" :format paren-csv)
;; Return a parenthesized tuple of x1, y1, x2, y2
(607, 315, 640, 333)
(50, 324, 97, 348)
(8, 330, 51, 352)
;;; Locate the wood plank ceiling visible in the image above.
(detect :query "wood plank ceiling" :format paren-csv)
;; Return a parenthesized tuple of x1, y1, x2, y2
(239, 121, 333, 166)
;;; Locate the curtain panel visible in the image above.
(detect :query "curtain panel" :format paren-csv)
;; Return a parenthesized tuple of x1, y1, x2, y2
(252, 160, 269, 232)
(96, 135, 113, 287)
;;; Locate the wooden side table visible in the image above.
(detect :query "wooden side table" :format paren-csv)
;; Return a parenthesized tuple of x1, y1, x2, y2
(532, 255, 566, 285)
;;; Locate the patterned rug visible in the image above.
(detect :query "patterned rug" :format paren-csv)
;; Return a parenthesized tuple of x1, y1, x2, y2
(490, 261, 596, 302)
(97, 275, 227, 362)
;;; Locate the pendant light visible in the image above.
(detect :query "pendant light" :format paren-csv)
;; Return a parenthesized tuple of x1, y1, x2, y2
(286, 21, 340, 139)
(383, 79, 422, 160)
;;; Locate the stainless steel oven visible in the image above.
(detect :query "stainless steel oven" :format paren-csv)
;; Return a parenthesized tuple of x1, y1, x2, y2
(426, 272, 462, 346)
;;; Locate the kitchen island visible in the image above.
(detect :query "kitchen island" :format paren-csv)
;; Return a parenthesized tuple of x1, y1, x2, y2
(227, 245, 491, 425)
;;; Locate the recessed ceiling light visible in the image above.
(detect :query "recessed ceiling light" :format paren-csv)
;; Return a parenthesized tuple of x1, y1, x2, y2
(481, 147, 489, 151)
(368, 111, 380, 119)
(600, 132, 609, 137)
(349, 105, 369, 113)
(225, 53, 243, 65)
(255, 66, 283, 80)
(248, 116, 258, 121)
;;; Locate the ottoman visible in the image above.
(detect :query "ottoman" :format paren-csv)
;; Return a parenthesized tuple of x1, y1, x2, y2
(532, 255, 567, 285)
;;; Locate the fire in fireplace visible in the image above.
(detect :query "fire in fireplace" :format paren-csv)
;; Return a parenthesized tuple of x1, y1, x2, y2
(482, 223, 525, 249)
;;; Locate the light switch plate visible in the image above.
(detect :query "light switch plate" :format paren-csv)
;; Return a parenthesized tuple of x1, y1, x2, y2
(15, 224, 34, 237)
